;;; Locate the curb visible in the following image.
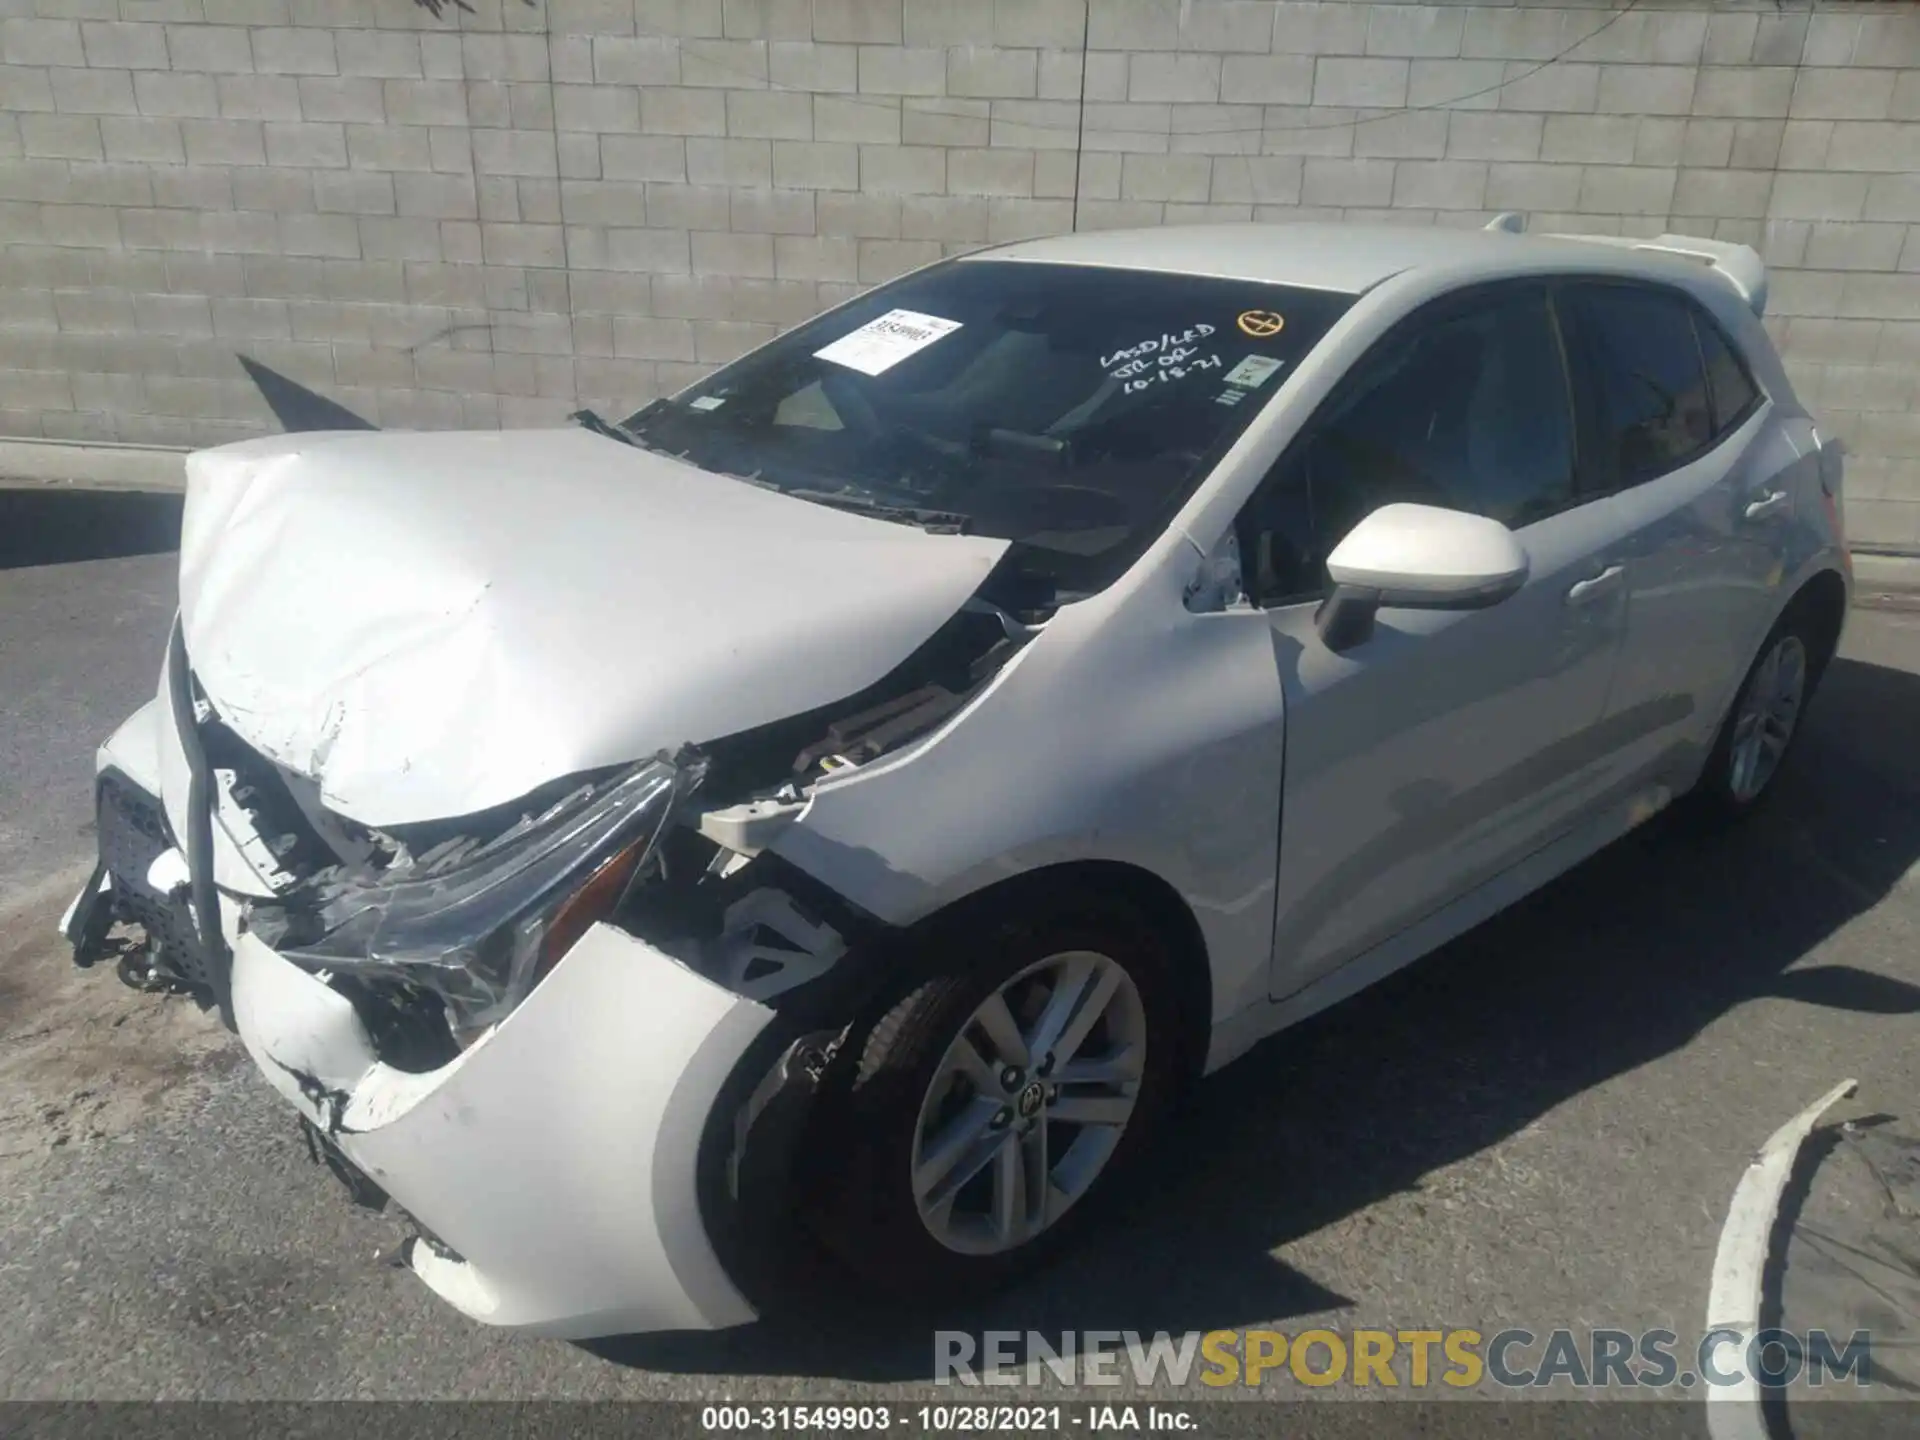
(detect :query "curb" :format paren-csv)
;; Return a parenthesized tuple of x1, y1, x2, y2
(1852, 553, 1920, 611)
(0, 438, 187, 494)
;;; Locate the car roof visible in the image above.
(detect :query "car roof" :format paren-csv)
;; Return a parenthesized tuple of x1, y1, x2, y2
(965, 222, 1682, 297)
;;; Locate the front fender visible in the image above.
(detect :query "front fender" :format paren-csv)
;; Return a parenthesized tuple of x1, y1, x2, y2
(770, 557, 1287, 1029)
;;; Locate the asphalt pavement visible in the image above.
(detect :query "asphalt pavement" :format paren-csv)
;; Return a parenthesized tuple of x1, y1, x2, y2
(0, 489, 183, 901)
(1, 490, 1916, 1405)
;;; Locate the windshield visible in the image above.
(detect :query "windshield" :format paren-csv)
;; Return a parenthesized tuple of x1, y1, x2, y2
(621, 260, 1355, 603)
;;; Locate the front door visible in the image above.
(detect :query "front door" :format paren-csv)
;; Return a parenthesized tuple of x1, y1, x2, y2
(1234, 283, 1637, 1000)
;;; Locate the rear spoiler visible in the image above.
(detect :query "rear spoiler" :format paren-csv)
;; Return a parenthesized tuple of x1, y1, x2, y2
(1484, 212, 1767, 318)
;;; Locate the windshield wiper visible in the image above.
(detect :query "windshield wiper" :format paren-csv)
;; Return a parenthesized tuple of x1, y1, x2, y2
(783, 489, 972, 535)
(570, 410, 969, 535)
(570, 408, 637, 446)
(575, 404, 694, 463)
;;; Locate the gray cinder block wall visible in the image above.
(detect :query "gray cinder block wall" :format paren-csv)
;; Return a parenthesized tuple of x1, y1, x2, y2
(1, 0, 1917, 552)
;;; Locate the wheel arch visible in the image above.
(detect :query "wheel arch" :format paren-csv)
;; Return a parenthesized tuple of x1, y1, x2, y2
(897, 859, 1215, 1087)
(1784, 566, 1848, 680)
(1687, 560, 1848, 821)
(776, 855, 1209, 1301)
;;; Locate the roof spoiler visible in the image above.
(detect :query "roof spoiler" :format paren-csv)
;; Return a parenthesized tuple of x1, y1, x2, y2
(1484, 212, 1767, 318)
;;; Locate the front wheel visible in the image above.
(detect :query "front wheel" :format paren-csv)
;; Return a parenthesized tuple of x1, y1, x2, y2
(807, 893, 1184, 1302)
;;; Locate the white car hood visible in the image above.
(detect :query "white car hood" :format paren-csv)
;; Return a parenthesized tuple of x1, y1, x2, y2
(176, 428, 1008, 827)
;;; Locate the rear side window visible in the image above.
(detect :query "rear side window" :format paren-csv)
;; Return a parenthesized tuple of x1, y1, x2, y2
(1698, 319, 1761, 435)
(1566, 284, 1714, 485)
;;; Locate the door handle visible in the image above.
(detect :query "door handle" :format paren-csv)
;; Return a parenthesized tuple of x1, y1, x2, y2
(1566, 564, 1625, 606)
(1745, 490, 1790, 521)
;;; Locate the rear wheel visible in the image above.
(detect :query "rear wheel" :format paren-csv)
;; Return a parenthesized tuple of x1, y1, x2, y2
(1694, 610, 1818, 820)
(809, 893, 1184, 1301)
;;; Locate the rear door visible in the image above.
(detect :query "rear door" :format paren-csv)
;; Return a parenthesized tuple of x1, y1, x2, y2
(1237, 283, 1640, 1000)
(1558, 282, 1780, 791)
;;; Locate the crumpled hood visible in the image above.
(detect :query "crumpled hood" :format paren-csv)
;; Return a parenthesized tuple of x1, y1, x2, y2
(176, 428, 1008, 827)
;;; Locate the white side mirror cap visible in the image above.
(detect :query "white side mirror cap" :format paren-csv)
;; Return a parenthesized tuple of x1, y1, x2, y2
(1325, 503, 1529, 608)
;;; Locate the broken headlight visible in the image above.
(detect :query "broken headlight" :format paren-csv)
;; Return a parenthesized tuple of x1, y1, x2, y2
(248, 756, 701, 1036)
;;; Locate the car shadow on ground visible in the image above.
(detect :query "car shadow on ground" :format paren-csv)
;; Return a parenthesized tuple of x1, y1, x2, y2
(590, 641, 1920, 1383)
(0, 490, 184, 571)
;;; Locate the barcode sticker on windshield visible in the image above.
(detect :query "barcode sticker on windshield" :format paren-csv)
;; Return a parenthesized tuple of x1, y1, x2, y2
(1224, 354, 1285, 390)
(814, 309, 964, 377)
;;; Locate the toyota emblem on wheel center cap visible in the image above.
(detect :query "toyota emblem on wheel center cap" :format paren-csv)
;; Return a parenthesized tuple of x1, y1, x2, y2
(1017, 1081, 1046, 1118)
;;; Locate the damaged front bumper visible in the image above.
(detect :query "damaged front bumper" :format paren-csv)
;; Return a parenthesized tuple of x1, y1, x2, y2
(69, 750, 808, 1337)
(65, 649, 836, 1339)
(62, 684, 221, 997)
(231, 918, 774, 1338)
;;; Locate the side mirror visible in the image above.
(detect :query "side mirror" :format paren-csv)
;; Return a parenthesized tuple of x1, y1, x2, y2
(1316, 503, 1530, 652)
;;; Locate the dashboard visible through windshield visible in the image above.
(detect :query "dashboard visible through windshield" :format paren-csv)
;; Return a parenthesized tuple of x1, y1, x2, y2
(620, 259, 1355, 604)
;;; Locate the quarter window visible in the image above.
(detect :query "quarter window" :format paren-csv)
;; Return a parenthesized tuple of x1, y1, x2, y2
(1567, 285, 1715, 485)
(1698, 318, 1761, 436)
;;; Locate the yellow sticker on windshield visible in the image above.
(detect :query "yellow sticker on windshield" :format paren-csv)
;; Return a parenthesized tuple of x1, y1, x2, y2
(1237, 310, 1285, 338)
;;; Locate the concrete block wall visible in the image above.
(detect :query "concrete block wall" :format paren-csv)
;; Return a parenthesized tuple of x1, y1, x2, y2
(1, 0, 1918, 550)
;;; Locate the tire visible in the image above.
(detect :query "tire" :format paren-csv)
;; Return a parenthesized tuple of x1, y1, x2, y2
(1691, 604, 1822, 823)
(806, 888, 1186, 1304)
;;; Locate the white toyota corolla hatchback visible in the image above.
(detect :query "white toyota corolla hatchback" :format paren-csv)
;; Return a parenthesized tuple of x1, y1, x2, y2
(65, 220, 1850, 1338)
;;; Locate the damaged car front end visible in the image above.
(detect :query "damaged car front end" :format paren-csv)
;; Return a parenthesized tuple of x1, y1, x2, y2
(64, 625, 1016, 1338)
(60, 431, 1040, 1339)
(67, 679, 779, 1335)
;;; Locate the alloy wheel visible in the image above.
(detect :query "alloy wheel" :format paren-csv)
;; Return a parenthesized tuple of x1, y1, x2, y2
(909, 950, 1146, 1256)
(1728, 633, 1808, 803)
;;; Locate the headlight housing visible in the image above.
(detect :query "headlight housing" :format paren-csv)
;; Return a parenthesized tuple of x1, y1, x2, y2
(247, 756, 700, 1035)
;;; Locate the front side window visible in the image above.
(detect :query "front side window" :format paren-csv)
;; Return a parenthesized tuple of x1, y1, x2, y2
(620, 260, 1353, 604)
(1239, 288, 1575, 604)
(1566, 284, 1714, 486)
